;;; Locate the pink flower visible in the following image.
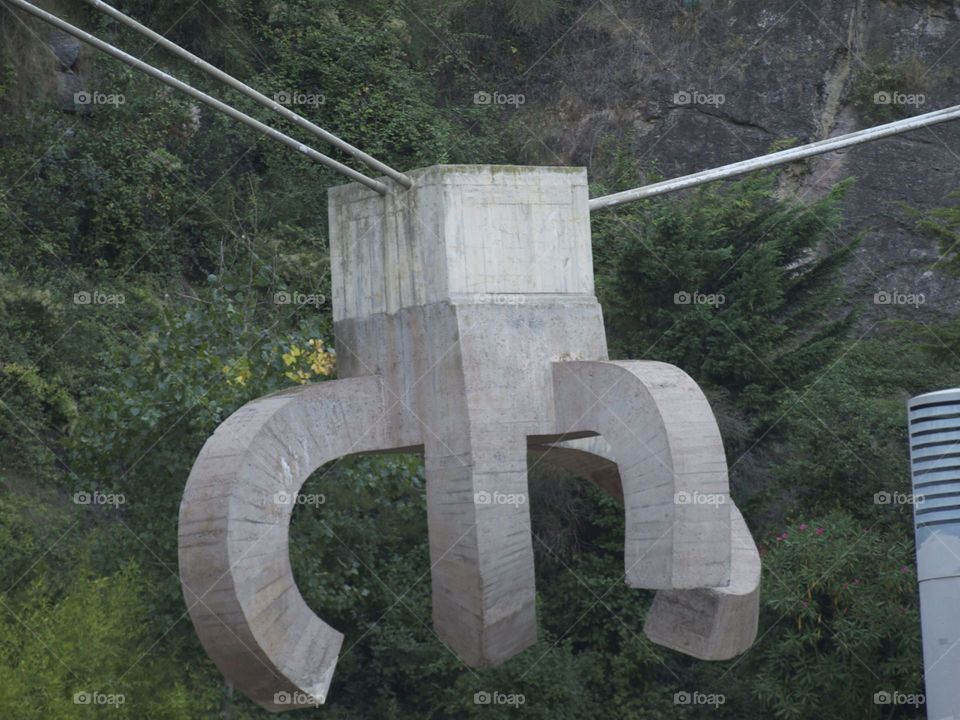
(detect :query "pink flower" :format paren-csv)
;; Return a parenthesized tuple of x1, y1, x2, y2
(799, 524, 808, 531)
(815, 527, 825, 536)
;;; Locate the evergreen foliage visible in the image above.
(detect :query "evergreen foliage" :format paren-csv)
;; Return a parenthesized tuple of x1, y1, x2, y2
(0, 2, 954, 718)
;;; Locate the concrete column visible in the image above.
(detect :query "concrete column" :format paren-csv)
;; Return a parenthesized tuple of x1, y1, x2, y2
(329, 165, 605, 666)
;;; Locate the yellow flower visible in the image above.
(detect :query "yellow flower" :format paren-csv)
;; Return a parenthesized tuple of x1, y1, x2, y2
(281, 344, 304, 367)
(309, 351, 334, 376)
(222, 361, 250, 386)
(284, 368, 311, 385)
(281, 340, 335, 384)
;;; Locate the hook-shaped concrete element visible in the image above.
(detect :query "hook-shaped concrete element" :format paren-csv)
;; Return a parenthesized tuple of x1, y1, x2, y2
(531, 433, 760, 660)
(551, 360, 732, 590)
(178, 377, 421, 710)
(178, 165, 761, 712)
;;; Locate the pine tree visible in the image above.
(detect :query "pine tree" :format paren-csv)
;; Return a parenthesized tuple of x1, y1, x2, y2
(592, 173, 857, 428)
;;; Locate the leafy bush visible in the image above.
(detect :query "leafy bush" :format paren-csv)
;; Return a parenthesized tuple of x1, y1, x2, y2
(748, 513, 922, 720)
(771, 328, 960, 524)
(0, 284, 77, 473)
(67, 278, 333, 520)
(0, 494, 219, 719)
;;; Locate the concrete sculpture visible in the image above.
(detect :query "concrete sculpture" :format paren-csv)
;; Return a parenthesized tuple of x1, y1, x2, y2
(178, 165, 761, 711)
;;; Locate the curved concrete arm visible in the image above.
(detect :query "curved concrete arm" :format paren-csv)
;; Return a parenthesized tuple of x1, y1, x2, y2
(643, 502, 759, 660)
(178, 377, 419, 711)
(533, 423, 760, 659)
(551, 360, 732, 589)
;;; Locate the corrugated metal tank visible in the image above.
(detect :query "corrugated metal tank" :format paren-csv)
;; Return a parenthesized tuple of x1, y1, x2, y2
(909, 389, 960, 720)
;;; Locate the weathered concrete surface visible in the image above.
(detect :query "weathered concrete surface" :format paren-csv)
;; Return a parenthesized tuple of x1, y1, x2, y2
(551, 360, 732, 590)
(178, 377, 421, 711)
(643, 502, 760, 661)
(531, 423, 760, 659)
(179, 165, 761, 711)
(330, 166, 607, 668)
(329, 164, 594, 323)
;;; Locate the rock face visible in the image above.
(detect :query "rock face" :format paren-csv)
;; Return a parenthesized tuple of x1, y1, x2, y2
(48, 29, 81, 69)
(47, 30, 83, 111)
(514, 0, 960, 323)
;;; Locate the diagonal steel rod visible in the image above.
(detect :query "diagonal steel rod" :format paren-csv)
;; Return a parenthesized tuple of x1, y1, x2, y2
(3, 0, 390, 194)
(83, 0, 412, 189)
(589, 103, 960, 211)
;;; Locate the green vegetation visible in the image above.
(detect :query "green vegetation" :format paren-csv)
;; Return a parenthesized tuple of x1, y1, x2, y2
(0, 1, 955, 718)
(918, 189, 960, 274)
(595, 174, 855, 421)
(851, 58, 935, 123)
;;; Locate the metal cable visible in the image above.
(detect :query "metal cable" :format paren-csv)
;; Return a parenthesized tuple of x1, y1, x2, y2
(589, 103, 960, 211)
(83, 0, 411, 188)
(3, 0, 390, 194)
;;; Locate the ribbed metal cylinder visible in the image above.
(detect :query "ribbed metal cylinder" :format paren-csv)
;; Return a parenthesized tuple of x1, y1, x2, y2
(908, 388, 960, 720)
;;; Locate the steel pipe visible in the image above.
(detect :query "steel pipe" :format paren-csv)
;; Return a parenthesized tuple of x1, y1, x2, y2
(83, 0, 412, 189)
(589, 103, 960, 211)
(3, 0, 389, 194)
